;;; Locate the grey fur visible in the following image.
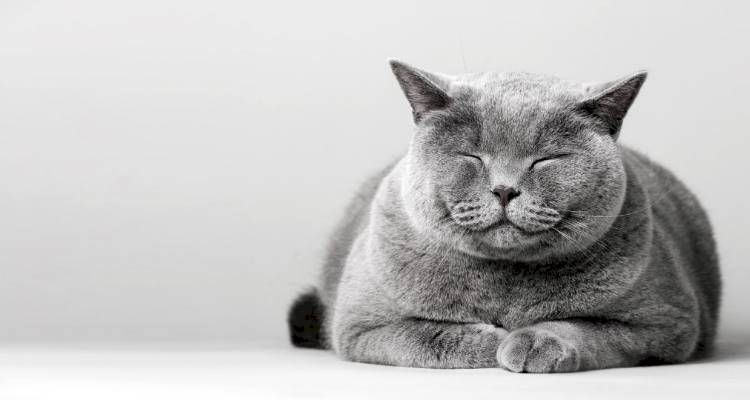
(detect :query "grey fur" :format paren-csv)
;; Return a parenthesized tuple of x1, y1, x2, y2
(290, 60, 720, 373)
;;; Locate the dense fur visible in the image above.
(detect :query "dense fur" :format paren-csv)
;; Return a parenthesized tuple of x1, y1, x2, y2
(288, 61, 720, 372)
(288, 288, 326, 348)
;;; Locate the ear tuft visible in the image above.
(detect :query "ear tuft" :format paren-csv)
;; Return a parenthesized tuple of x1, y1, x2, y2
(389, 59, 451, 123)
(577, 71, 647, 139)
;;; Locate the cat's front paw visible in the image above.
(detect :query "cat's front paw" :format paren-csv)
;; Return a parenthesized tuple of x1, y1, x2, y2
(469, 323, 509, 339)
(497, 327, 580, 373)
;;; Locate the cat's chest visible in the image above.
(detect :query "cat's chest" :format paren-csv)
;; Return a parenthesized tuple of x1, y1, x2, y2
(385, 257, 616, 330)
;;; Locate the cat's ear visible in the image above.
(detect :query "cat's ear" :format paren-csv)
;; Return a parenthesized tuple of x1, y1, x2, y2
(389, 59, 451, 123)
(577, 71, 647, 139)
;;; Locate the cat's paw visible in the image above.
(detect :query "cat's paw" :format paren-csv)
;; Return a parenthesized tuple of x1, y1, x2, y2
(469, 323, 509, 339)
(497, 327, 580, 373)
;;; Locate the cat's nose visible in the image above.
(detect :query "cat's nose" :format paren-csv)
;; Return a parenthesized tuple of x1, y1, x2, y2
(491, 185, 520, 207)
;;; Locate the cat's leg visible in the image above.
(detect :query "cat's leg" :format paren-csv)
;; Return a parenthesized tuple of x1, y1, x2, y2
(333, 318, 508, 368)
(497, 318, 698, 373)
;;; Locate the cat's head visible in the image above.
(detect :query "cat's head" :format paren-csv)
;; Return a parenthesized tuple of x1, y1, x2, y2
(390, 60, 646, 262)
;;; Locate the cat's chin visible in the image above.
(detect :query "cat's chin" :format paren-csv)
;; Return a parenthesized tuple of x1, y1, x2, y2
(452, 222, 556, 261)
(456, 240, 549, 262)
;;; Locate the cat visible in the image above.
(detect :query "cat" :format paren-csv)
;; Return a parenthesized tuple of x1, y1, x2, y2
(287, 60, 720, 373)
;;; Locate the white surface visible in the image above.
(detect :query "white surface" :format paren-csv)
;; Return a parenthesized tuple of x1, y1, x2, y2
(1, 340, 749, 400)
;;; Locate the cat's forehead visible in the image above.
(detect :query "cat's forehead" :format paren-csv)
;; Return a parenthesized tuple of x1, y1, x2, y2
(457, 71, 580, 93)
(454, 72, 584, 113)
(450, 72, 586, 152)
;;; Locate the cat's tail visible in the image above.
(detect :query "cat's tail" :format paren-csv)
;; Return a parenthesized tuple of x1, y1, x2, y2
(287, 287, 326, 349)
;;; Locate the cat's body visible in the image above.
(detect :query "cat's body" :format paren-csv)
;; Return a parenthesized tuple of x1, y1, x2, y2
(288, 62, 720, 372)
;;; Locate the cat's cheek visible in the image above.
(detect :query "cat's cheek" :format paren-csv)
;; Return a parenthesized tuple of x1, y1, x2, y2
(538, 162, 588, 191)
(447, 160, 484, 189)
(527, 168, 568, 198)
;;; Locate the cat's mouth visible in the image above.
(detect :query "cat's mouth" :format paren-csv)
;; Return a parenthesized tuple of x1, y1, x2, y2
(447, 202, 563, 235)
(505, 205, 563, 234)
(444, 205, 571, 260)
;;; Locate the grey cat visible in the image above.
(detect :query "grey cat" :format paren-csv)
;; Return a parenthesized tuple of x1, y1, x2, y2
(287, 60, 720, 372)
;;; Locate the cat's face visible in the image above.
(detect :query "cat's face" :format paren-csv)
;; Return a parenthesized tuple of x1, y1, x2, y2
(391, 61, 645, 261)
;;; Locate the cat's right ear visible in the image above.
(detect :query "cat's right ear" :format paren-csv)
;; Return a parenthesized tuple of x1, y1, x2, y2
(577, 71, 647, 140)
(389, 59, 451, 123)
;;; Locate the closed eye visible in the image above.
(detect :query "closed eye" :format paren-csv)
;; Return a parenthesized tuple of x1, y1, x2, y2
(459, 153, 483, 162)
(530, 154, 572, 170)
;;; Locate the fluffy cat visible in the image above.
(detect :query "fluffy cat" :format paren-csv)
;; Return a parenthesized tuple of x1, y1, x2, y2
(288, 60, 720, 372)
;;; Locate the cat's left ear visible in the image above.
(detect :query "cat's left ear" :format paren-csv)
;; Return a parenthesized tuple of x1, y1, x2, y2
(577, 71, 647, 140)
(389, 59, 452, 123)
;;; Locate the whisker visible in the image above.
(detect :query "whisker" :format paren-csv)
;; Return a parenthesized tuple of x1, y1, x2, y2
(556, 181, 680, 218)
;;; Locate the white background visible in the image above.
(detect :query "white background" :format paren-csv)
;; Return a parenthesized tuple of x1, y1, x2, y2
(1, 0, 748, 346)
